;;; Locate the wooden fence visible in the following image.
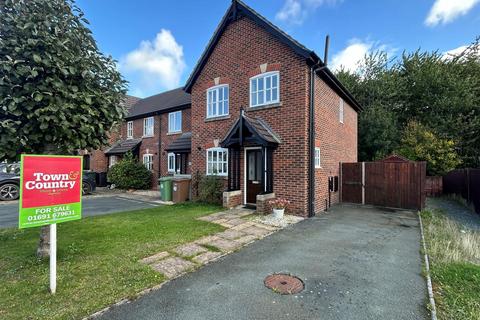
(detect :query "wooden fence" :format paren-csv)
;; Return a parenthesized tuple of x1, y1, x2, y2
(443, 168, 480, 214)
(341, 160, 426, 210)
(425, 176, 443, 197)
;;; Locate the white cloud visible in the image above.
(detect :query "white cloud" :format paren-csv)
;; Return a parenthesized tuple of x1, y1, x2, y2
(121, 29, 186, 97)
(330, 39, 395, 73)
(425, 0, 480, 26)
(276, 0, 342, 25)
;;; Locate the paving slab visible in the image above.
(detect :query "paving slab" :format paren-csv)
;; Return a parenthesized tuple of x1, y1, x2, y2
(140, 251, 170, 265)
(195, 235, 221, 245)
(216, 229, 245, 240)
(173, 243, 208, 257)
(151, 257, 195, 279)
(241, 225, 272, 237)
(234, 234, 257, 245)
(192, 251, 223, 265)
(205, 238, 242, 252)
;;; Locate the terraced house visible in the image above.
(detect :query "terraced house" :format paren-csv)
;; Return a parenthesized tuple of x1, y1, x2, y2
(184, 0, 362, 217)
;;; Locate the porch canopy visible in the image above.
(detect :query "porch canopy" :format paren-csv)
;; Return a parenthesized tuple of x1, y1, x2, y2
(165, 132, 192, 174)
(221, 110, 281, 193)
(105, 138, 142, 156)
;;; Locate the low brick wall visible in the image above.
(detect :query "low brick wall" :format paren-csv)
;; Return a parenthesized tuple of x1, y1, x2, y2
(256, 193, 275, 215)
(223, 190, 242, 209)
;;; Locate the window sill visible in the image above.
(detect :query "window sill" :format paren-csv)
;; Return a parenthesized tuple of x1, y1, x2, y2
(247, 102, 282, 112)
(206, 174, 228, 179)
(205, 115, 231, 122)
(167, 131, 182, 136)
(142, 135, 154, 138)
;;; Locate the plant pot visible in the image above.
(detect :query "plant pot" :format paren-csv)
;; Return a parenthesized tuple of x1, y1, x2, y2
(272, 208, 284, 219)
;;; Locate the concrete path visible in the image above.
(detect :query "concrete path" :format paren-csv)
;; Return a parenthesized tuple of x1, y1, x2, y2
(97, 205, 428, 320)
(0, 195, 160, 228)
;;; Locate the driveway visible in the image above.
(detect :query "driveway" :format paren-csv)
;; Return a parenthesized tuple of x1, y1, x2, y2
(0, 195, 161, 228)
(97, 205, 427, 320)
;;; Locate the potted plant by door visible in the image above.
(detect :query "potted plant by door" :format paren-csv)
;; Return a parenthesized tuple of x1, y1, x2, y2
(268, 198, 290, 219)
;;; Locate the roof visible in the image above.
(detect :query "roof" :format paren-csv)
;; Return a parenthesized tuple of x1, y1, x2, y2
(123, 95, 141, 111)
(183, 0, 362, 112)
(165, 132, 192, 152)
(126, 88, 191, 120)
(221, 111, 281, 147)
(105, 138, 142, 155)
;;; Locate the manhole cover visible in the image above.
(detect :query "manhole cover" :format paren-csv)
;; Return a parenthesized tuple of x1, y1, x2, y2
(264, 274, 304, 295)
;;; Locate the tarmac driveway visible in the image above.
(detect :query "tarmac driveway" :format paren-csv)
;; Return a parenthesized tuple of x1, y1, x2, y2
(98, 204, 427, 320)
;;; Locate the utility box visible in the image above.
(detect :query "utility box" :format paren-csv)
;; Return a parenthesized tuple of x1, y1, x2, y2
(172, 178, 191, 203)
(159, 177, 173, 201)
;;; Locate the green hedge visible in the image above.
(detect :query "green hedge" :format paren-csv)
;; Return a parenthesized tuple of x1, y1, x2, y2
(107, 152, 152, 189)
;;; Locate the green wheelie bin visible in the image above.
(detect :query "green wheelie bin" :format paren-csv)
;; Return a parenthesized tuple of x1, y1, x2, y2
(159, 177, 173, 201)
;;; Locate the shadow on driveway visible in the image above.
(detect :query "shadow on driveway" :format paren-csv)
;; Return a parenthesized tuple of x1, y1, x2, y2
(97, 204, 428, 320)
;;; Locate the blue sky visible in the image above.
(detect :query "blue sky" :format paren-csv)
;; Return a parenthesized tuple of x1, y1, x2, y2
(77, 0, 480, 98)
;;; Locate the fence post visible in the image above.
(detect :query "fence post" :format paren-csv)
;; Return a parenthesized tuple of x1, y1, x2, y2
(362, 162, 365, 205)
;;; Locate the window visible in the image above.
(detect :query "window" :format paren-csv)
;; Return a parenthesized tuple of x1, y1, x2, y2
(206, 147, 228, 176)
(250, 71, 279, 108)
(168, 153, 175, 173)
(207, 85, 229, 118)
(315, 147, 321, 168)
(168, 111, 182, 133)
(143, 154, 153, 171)
(109, 155, 117, 168)
(339, 98, 344, 124)
(143, 117, 154, 137)
(127, 121, 133, 139)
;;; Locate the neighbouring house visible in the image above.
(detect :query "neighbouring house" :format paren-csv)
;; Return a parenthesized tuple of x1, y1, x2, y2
(183, 0, 362, 217)
(80, 94, 140, 174)
(105, 88, 192, 188)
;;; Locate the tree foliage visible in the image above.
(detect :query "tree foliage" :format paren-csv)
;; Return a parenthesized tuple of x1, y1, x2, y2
(0, 0, 127, 160)
(336, 38, 480, 168)
(107, 152, 152, 190)
(396, 121, 462, 175)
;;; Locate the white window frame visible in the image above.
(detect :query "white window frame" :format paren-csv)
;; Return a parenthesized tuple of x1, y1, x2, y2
(249, 71, 280, 108)
(206, 147, 228, 176)
(143, 154, 154, 171)
(339, 98, 344, 124)
(315, 147, 321, 168)
(167, 153, 175, 173)
(109, 155, 117, 168)
(143, 117, 154, 137)
(206, 84, 229, 118)
(168, 111, 182, 133)
(127, 121, 133, 139)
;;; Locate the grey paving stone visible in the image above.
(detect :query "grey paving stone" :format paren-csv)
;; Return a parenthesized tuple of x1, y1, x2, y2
(139, 251, 170, 265)
(173, 243, 208, 257)
(151, 257, 195, 278)
(241, 225, 272, 237)
(216, 229, 245, 240)
(205, 238, 242, 252)
(192, 251, 223, 265)
(234, 235, 257, 245)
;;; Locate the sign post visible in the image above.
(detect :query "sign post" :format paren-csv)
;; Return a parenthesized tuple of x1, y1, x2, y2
(19, 155, 83, 294)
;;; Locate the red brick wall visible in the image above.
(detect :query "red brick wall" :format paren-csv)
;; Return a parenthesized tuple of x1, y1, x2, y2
(313, 75, 358, 213)
(190, 16, 310, 216)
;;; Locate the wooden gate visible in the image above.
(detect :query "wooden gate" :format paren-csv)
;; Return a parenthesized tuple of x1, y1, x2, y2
(341, 157, 426, 210)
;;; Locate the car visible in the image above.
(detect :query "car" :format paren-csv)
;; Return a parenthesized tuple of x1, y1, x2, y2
(0, 163, 96, 201)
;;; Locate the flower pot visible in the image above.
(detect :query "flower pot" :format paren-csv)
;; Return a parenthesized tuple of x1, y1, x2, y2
(272, 208, 284, 219)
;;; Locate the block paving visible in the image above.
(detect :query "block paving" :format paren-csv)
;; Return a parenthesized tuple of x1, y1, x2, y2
(139, 208, 303, 280)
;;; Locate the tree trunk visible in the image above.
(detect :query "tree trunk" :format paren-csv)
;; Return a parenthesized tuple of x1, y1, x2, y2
(36, 144, 59, 259)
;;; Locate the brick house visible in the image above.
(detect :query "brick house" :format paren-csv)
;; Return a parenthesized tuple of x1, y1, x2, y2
(183, 0, 362, 217)
(104, 88, 191, 188)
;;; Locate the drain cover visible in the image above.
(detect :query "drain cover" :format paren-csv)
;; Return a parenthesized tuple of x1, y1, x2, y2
(264, 274, 304, 294)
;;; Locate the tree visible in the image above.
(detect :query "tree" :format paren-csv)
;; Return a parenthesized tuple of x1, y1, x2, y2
(0, 0, 127, 257)
(396, 121, 461, 176)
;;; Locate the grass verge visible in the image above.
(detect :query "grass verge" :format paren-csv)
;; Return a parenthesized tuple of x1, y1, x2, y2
(0, 203, 224, 320)
(420, 208, 480, 320)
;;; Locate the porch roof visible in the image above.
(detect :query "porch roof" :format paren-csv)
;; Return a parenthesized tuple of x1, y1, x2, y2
(165, 132, 192, 153)
(221, 112, 281, 148)
(105, 138, 142, 155)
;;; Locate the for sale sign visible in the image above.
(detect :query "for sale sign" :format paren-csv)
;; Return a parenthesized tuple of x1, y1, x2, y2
(19, 155, 83, 229)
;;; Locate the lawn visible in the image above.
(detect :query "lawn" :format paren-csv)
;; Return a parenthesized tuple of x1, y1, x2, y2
(420, 208, 480, 320)
(0, 203, 224, 320)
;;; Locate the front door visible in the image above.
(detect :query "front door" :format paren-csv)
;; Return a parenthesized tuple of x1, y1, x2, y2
(246, 149, 262, 204)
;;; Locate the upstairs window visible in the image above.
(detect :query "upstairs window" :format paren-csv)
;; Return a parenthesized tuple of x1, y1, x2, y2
(143, 117, 154, 137)
(207, 85, 229, 118)
(143, 154, 153, 171)
(250, 71, 279, 108)
(339, 98, 344, 124)
(168, 111, 182, 133)
(127, 121, 133, 139)
(206, 147, 228, 176)
(315, 147, 321, 168)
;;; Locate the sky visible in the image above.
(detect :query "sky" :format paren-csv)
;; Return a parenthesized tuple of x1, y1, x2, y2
(76, 0, 480, 98)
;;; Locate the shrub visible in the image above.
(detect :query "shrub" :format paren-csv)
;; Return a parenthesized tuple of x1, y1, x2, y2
(107, 152, 152, 189)
(197, 174, 224, 204)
